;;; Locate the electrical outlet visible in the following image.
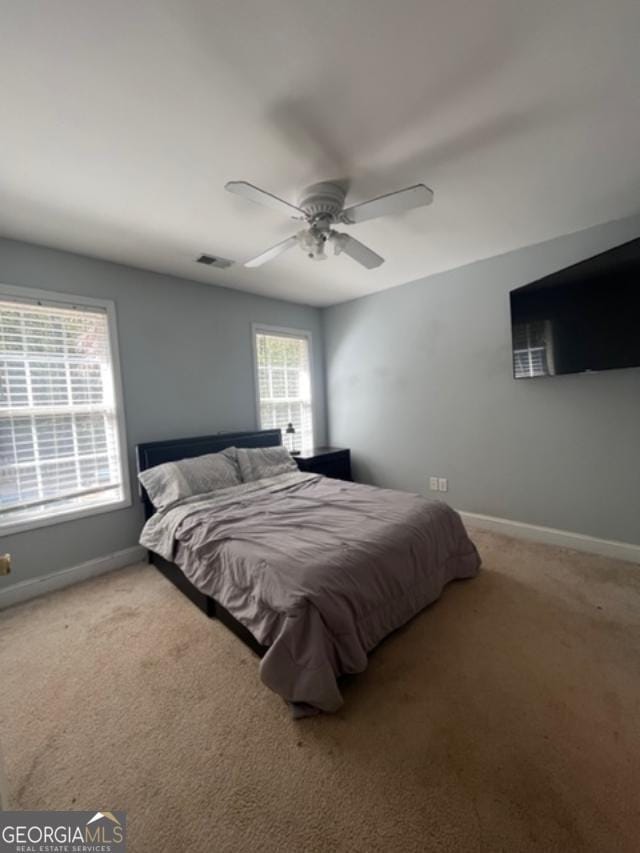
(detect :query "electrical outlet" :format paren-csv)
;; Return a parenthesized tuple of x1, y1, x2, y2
(429, 477, 439, 491)
(0, 554, 11, 576)
(438, 478, 448, 492)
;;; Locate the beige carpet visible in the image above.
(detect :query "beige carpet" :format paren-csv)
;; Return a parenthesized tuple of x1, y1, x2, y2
(1, 530, 639, 852)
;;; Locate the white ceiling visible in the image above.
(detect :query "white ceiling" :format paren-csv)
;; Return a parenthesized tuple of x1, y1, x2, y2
(1, 0, 639, 306)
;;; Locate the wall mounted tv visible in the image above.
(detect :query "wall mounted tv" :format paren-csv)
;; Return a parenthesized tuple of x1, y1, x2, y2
(510, 237, 640, 379)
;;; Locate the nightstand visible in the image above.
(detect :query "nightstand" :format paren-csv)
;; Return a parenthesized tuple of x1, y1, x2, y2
(294, 447, 352, 481)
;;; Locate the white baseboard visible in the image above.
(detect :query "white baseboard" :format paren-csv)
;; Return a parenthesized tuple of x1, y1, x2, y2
(1, 514, 637, 612)
(0, 545, 146, 610)
(459, 511, 640, 564)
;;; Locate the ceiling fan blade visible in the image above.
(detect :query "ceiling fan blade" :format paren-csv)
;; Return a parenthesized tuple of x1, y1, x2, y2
(333, 233, 384, 269)
(244, 235, 299, 268)
(225, 181, 305, 219)
(341, 184, 434, 225)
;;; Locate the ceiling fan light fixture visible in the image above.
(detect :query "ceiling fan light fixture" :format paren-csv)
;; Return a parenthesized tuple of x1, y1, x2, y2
(298, 228, 327, 260)
(226, 178, 433, 270)
(311, 242, 327, 261)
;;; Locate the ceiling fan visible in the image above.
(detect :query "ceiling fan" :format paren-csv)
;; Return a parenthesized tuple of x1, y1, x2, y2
(225, 180, 434, 269)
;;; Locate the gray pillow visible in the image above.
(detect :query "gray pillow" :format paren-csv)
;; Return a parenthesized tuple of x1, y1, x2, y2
(139, 447, 240, 510)
(236, 446, 297, 483)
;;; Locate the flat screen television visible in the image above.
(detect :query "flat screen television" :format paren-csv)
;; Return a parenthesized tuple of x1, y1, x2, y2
(510, 237, 640, 379)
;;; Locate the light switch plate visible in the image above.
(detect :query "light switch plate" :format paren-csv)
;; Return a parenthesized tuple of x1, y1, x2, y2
(438, 478, 448, 492)
(429, 477, 439, 491)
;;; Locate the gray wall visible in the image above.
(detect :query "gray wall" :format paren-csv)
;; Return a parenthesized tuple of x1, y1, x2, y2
(0, 237, 327, 585)
(323, 215, 640, 546)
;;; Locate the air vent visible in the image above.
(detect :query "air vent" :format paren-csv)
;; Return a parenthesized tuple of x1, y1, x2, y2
(196, 254, 233, 269)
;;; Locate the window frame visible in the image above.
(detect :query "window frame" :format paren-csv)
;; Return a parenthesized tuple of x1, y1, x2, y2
(251, 323, 315, 452)
(0, 282, 132, 536)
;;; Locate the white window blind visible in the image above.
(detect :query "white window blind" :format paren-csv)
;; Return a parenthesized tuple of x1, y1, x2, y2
(254, 329, 314, 452)
(513, 320, 552, 378)
(0, 296, 126, 529)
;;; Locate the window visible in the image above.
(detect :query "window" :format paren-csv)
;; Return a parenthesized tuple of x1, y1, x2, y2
(512, 320, 554, 378)
(253, 325, 314, 452)
(0, 286, 130, 534)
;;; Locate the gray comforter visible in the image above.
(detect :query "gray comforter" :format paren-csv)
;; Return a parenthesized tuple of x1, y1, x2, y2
(140, 472, 480, 715)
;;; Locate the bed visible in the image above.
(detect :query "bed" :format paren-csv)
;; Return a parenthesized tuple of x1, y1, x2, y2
(137, 429, 481, 716)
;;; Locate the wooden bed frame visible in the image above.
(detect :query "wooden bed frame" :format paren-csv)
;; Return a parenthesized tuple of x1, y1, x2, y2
(136, 429, 282, 658)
